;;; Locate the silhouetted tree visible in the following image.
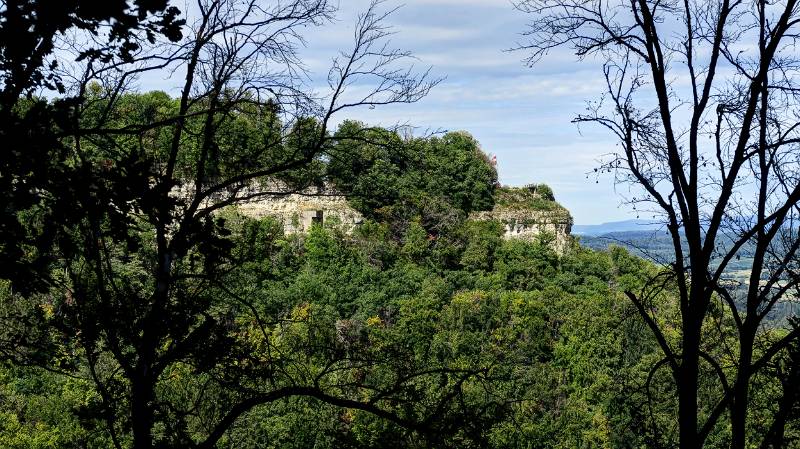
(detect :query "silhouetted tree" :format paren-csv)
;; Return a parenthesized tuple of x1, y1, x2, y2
(518, 0, 800, 447)
(0, 1, 469, 447)
(0, 0, 183, 293)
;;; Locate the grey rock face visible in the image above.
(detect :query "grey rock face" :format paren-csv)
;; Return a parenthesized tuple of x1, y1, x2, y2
(183, 182, 572, 253)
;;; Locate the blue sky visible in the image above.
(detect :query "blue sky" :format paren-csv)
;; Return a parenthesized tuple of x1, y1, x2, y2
(295, 0, 634, 225)
(139, 0, 636, 224)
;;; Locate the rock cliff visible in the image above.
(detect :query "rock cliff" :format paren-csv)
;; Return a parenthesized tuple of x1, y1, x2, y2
(235, 188, 363, 234)
(203, 182, 573, 252)
(469, 185, 573, 253)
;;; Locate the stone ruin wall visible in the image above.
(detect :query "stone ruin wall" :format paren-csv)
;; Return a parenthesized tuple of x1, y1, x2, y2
(171, 182, 364, 234)
(234, 191, 573, 253)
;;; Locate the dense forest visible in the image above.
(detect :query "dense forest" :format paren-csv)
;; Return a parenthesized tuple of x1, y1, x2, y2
(0, 90, 796, 448)
(2, 0, 800, 448)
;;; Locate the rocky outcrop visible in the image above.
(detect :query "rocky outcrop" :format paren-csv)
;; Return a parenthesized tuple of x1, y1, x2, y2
(235, 189, 363, 234)
(469, 185, 573, 253)
(171, 181, 363, 233)
(191, 181, 572, 253)
(471, 208, 573, 253)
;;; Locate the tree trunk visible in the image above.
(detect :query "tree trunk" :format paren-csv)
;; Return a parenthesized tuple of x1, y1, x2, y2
(131, 372, 155, 449)
(760, 365, 799, 449)
(731, 328, 755, 449)
(679, 323, 701, 449)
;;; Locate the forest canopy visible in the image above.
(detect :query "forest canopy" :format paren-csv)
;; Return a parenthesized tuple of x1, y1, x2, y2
(1, 0, 800, 448)
(1, 86, 796, 447)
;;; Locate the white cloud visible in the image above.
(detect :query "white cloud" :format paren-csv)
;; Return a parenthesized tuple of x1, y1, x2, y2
(404, 0, 513, 6)
(164, 0, 633, 223)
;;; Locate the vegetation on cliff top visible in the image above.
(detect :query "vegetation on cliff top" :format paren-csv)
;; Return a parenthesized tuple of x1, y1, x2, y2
(327, 122, 498, 234)
(493, 184, 567, 213)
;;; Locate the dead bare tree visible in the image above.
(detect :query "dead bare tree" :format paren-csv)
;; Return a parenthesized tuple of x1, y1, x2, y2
(517, 0, 800, 448)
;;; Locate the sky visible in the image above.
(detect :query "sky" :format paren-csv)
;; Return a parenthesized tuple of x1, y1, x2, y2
(139, 0, 638, 224)
(294, 0, 634, 225)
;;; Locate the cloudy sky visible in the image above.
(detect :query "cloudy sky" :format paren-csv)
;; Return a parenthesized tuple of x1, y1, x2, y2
(293, 0, 635, 225)
(140, 0, 636, 224)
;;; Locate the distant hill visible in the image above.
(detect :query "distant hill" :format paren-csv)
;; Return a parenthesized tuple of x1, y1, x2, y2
(572, 219, 665, 236)
(578, 229, 755, 278)
(577, 230, 678, 265)
(577, 230, 797, 324)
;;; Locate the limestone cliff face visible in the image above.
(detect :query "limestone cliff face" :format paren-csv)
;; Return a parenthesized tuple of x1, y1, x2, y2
(469, 185, 573, 253)
(197, 182, 572, 253)
(172, 182, 363, 233)
(235, 190, 363, 234)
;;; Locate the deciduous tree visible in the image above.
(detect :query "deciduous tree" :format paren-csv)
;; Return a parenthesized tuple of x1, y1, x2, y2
(1, 1, 448, 447)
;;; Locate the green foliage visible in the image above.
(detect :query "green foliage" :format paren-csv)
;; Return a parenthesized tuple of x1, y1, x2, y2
(494, 185, 564, 212)
(459, 220, 503, 272)
(2, 197, 779, 448)
(0, 363, 112, 449)
(327, 122, 498, 233)
(1, 89, 790, 448)
(193, 215, 671, 448)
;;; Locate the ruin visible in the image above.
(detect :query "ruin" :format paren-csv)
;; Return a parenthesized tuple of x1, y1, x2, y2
(234, 188, 364, 234)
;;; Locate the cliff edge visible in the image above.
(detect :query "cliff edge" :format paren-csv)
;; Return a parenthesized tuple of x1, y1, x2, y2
(470, 184, 573, 253)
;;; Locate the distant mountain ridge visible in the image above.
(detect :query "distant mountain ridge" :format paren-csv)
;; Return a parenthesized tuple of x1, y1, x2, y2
(572, 219, 664, 236)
